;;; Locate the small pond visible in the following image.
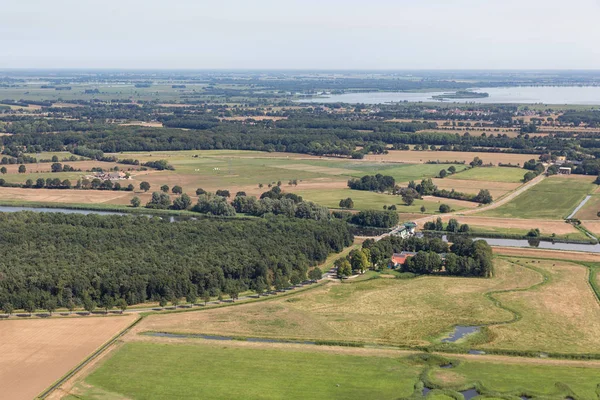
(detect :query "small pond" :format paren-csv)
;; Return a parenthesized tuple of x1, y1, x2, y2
(441, 326, 481, 343)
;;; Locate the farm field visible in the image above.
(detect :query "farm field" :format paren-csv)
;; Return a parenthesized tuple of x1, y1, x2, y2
(72, 341, 420, 400)
(428, 358, 600, 399)
(449, 166, 525, 183)
(431, 178, 520, 199)
(574, 193, 600, 220)
(130, 259, 538, 347)
(364, 150, 539, 166)
(436, 216, 586, 240)
(481, 259, 600, 354)
(63, 340, 600, 400)
(479, 175, 596, 219)
(492, 246, 600, 262)
(582, 220, 600, 236)
(0, 315, 136, 400)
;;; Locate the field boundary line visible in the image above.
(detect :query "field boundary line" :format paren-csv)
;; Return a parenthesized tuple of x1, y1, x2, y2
(36, 315, 143, 399)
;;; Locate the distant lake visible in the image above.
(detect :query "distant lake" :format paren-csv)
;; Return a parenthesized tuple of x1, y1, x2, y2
(298, 86, 600, 105)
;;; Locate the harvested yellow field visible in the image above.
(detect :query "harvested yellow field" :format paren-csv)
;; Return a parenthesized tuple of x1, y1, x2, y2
(0, 187, 133, 205)
(483, 260, 600, 354)
(365, 150, 538, 166)
(132, 260, 534, 347)
(119, 121, 163, 127)
(431, 178, 520, 199)
(439, 216, 579, 236)
(0, 160, 123, 174)
(492, 247, 600, 262)
(0, 315, 137, 400)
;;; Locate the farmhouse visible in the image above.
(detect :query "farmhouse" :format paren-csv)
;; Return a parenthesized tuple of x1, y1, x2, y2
(390, 251, 417, 268)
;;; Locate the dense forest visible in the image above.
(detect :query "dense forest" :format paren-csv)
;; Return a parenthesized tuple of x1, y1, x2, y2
(0, 212, 353, 312)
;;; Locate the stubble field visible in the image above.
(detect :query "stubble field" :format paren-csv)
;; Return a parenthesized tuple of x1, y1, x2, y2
(0, 315, 137, 400)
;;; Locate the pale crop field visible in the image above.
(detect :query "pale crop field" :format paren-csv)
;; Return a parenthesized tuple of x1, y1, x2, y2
(365, 150, 539, 166)
(0, 315, 136, 400)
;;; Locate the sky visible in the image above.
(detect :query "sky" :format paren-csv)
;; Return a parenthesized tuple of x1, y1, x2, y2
(2, 0, 600, 70)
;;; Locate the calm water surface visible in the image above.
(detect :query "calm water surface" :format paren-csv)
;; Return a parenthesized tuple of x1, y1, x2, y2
(299, 86, 600, 104)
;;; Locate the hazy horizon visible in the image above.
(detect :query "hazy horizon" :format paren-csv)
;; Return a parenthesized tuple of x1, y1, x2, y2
(3, 0, 600, 70)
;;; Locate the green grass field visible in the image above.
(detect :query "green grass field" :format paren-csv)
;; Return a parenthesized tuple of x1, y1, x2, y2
(450, 166, 525, 183)
(480, 176, 596, 219)
(74, 341, 600, 400)
(82, 342, 420, 400)
(429, 359, 600, 399)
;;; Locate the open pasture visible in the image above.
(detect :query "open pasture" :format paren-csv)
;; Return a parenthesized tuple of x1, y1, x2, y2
(482, 259, 600, 354)
(0, 315, 136, 400)
(75, 341, 419, 400)
(65, 340, 600, 400)
(429, 358, 600, 399)
(479, 175, 596, 219)
(364, 150, 539, 166)
(132, 259, 538, 347)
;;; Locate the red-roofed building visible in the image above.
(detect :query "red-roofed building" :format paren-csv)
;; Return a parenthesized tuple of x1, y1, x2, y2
(389, 251, 417, 268)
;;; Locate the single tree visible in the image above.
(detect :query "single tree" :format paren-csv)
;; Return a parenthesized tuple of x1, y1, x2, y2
(172, 185, 183, 194)
(18, 164, 26, 173)
(66, 299, 76, 313)
(140, 181, 151, 192)
(308, 268, 322, 281)
(439, 204, 451, 213)
(203, 292, 211, 306)
(24, 300, 36, 314)
(116, 298, 128, 314)
(45, 298, 57, 315)
(439, 169, 447, 178)
(2, 302, 14, 316)
(0, 167, 6, 174)
(420, 205, 426, 213)
(100, 295, 115, 314)
(161, 184, 169, 193)
(130, 196, 141, 207)
(196, 188, 206, 196)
